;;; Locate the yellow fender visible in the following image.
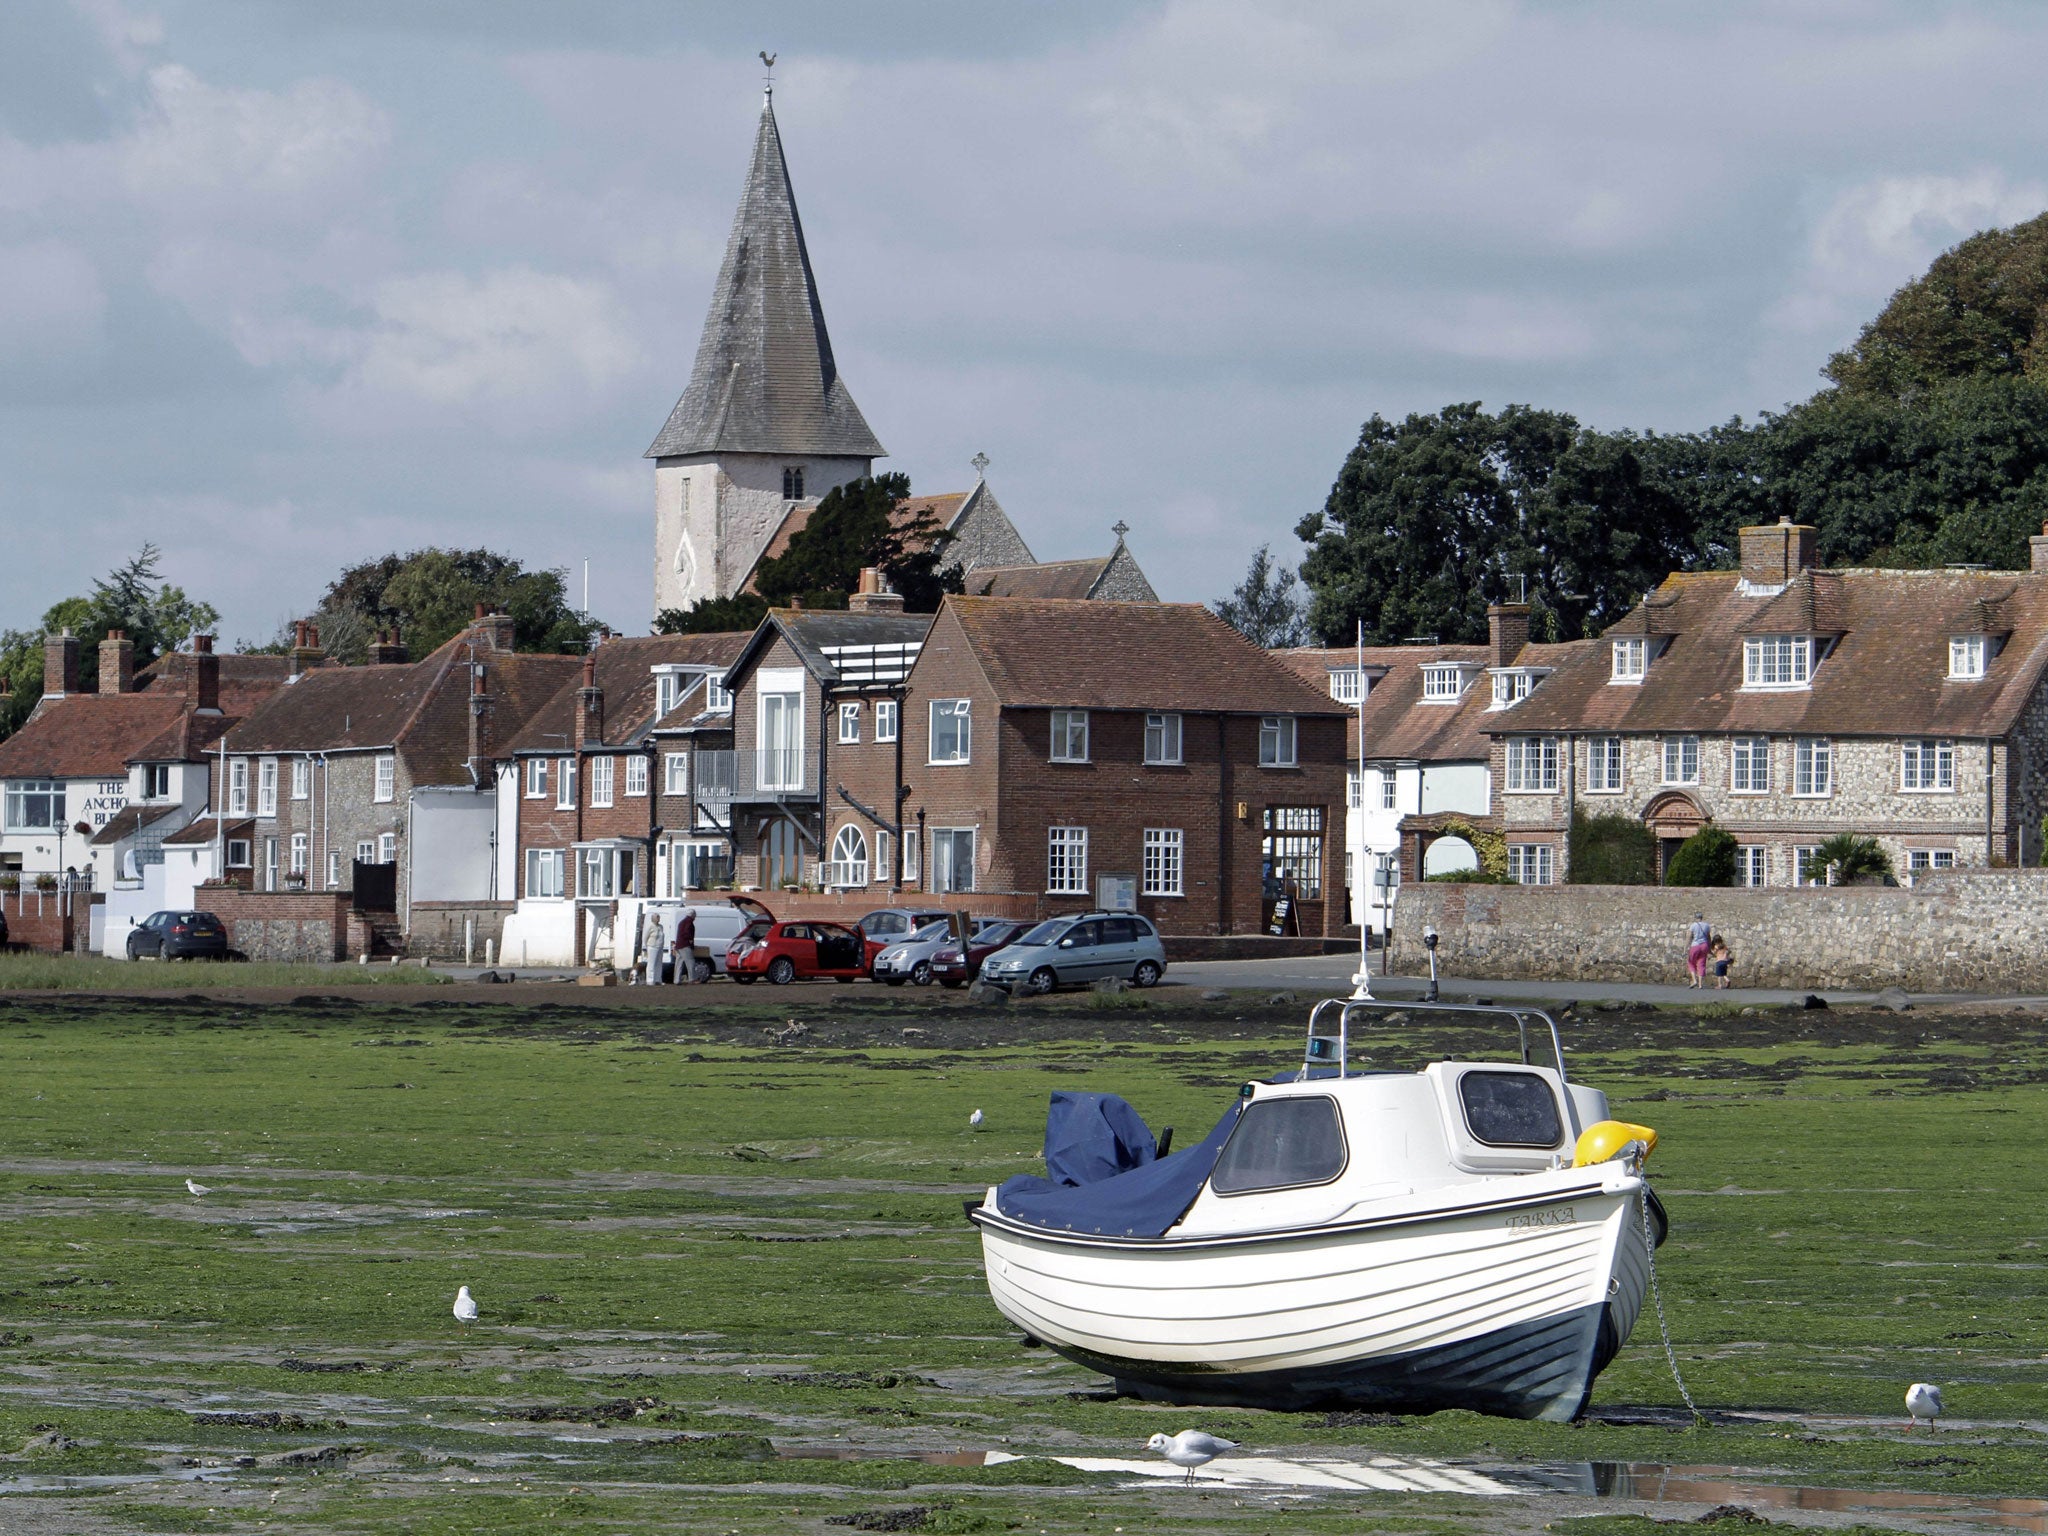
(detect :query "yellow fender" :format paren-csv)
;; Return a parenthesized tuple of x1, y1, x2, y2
(1574, 1119, 1658, 1167)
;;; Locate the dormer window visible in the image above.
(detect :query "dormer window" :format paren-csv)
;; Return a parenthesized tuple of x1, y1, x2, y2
(1949, 636, 1988, 680)
(1489, 669, 1546, 708)
(1611, 638, 1647, 683)
(1420, 664, 1471, 701)
(1328, 669, 1365, 704)
(1743, 635, 1812, 689)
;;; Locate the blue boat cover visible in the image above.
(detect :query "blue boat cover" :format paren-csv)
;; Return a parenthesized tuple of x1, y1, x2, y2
(993, 1100, 1242, 1239)
(1043, 1092, 1159, 1186)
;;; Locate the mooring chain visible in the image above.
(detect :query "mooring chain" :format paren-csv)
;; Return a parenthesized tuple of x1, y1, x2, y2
(1639, 1185, 1704, 1426)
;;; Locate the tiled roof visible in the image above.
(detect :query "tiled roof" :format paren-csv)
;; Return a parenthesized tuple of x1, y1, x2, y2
(504, 633, 751, 755)
(163, 815, 251, 847)
(89, 802, 179, 846)
(942, 597, 1344, 715)
(1500, 568, 2048, 739)
(0, 694, 189, 780)
(135, 653, 296, 715)
(1275, 641, 1594, 761)
(970, 558, 1111, 600)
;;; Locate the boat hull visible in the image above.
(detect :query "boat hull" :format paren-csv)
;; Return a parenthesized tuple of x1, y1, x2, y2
(975, 1177, 1650, 1422)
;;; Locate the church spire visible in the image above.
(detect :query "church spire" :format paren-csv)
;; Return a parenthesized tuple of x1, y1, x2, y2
(645, 92, 885, 461)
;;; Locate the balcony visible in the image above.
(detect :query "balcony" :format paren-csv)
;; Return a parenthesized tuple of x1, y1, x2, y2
(732, 747, 819, 803)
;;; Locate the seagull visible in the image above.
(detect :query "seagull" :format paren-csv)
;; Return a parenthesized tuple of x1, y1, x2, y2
(453, 1285, 478, 1325)
(1906, 1382, 1943, 1431)
(969, 1109, 984, 1129)
(1147, 1429, 1238, 1485)
(185, 1179, 211, 1197)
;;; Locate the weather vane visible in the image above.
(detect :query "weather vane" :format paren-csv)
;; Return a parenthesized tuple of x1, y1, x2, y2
(760, 51, 777, 98)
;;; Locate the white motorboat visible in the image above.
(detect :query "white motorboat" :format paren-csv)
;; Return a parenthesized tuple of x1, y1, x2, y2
(967, 997, 1668, 1422)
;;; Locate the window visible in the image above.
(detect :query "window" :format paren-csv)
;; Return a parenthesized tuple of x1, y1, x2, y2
(291, 758, 310, 800)
(931, 828, 973, 893)
(226, 838, 252, 869)
(289, 832, 308, 875)
(1212, 1097, 1347, 1194)
(1908, 848, 1957, 871)
(760, 820, 801, 889)
(1347, 770, 1362, 810)
(930, 700, 972, 764)
(1142, 828, 1183, 896)
(1421, 665, 1467, 701)
(875, 830, 893, 885)
(1491, 670, 1533, 707)
(1047, 826, 1089, 894)
(3, 779, 62, 832)
(1792, 737, 1832, 797)
(1611, 638, 1647, 683)
(1508, 843, 1554, 885)
(257, 758, 277, 817)
(655, 671, 684, 718)
(373, 754, 395, 803)
(1901, 739, 1955, 792)
(590, 756, 615, 808)
(378, 832, 396, 864)
(142, 763, 172, 800)
(525, 758, 547, 799)
(1661, 736, 1700, 786)
(1381, 771, 1398, 811)
(1329, 669, 1364, 703)
(901, 828, 920, 884)
(625, 756, 648, 797)
(664, 753, 688, 795)
(525, 848, 565, 898)
(1737, 845, 1768, 886)
(705, 677, 733, 713)
(355, 839, 374, 864)
(263, 837, 278, 892)
(838, 701, 861, 744)
(1051, 709, 1089, 763)
(1259, 716, 1297, 767)
(827, 824, 870, 887)
(1795, 845, 1824, 886)
(758, 680, 805, 790)
(1458, 1071, 1564, 1148)
(667, 840, 731, 895)
(1144, 712, 1182, 765)
(1504, 737, 1560, 793)
(1731, 737, 1770, 794)
(1949, 636, 1987, 680)
(1744, 634, 1813, 688)
(326, 851, 340, 889)
(1586, 737, 1623, 793)
(782, 465, 805, 500)
(228, 758, 249, 815)
(578, 846, 635, 899)
(555, 757, 574, 809)
(875, 699, 898, 742)
(1262, 806, 1323, 898)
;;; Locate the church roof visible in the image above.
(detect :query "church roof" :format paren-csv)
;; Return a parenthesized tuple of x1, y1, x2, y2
(646, 96, 885, 461)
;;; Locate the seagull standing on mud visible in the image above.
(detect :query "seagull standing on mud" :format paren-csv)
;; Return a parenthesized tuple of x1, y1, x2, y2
(184, 1179, 211, 1197)
(969, 1109, 984, 1129)
(1147, 1429, 1238, 1484)
(453, 1285, 478, 1325)
(1906, 1382, 1943, 1431)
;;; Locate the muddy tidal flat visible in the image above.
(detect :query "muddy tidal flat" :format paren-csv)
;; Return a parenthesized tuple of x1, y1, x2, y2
(1, 983, 2045, 1535)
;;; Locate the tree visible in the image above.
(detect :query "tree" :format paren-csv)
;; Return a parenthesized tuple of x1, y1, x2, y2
(1810, 832, 1894, 885)
(750, 473, 963, 612)
(1568, 809, 1657, 885)
(653, 593, 769, 636)
(1212, 544, 1307, 648)
(303, 549, 600, 662)
(1663, 824, 1737, 888)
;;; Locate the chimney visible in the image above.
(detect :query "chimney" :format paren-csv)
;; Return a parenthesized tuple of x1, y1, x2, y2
(573, 652, 603, 745)
(367, 627, 409, 665)
(1739, 517, 1819, 588)
(290, 620, 325, 679)
(1487, 603, 1530, 669)
(43, 630, 79, 697)
(98, 629, 134, 694)
(2031, 522, 2048, 574)
(848, 566, 906, 615)
(467, 660, 492, 778)
(188, 634, 220, 713)
(474, 608, 516, 652)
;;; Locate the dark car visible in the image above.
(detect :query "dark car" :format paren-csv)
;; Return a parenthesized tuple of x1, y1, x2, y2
(127, 910, 230, 961)
(930, 919, 1029, 987)
(725, 919, 867, 984)
(0, 902, 8, 949)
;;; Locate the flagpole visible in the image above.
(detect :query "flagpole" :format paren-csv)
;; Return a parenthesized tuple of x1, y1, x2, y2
(1349, 619, 1373, 1000)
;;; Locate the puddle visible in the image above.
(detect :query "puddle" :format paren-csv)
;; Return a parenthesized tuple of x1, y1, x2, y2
(1525, 1462, 2048, 1534)
(0, 1467, 236, 1495)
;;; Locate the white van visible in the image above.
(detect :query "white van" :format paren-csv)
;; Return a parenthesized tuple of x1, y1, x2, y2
(621, 895, 774, 980)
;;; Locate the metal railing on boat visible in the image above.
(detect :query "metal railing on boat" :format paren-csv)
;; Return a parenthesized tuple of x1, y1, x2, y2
(1299, 996, 1569, 1083)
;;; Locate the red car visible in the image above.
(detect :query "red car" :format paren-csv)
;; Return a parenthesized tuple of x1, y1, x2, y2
(930, 919, 1030, 988)
(726, 919, 868, 984)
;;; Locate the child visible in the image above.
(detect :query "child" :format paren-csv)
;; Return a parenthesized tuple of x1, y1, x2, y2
(1711, 936, 1733, 990)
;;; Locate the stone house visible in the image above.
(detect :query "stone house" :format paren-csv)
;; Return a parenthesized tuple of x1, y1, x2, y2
(1485, 519, 2048, 885)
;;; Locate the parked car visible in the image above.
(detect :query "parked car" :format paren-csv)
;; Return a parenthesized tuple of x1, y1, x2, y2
(855, 907, 956, 971)
(126, 910, 230, 961)
(978, 912, 1166, 994)
(726, 918, 867, 984)
(930, 919, 1030, 987)
(871, 919, 965, 986)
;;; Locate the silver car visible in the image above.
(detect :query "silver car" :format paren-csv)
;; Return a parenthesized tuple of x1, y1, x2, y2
(979, 912, 1167, 994)
(870, 920, 958, 986)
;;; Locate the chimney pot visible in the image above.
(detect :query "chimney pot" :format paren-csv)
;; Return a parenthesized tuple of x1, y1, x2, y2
(1739, 520, 1818, 587)
(1486, 602, 1530, 670)
(98, 629, 136, 695)
(188, 635, 220, 712)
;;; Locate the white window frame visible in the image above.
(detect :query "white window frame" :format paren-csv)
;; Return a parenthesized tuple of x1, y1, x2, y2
(1347, 770, 1363, 810)
(1901, 738, 1955, 793)
(289, 831, 308, 875)
(555, 757, 574, 810)
(1730, 737, 1771, 795)
(355, 839, 374, 864)
(1737, 845, 1769, 887)
(704, 677, 733, 713)
(624, 755, 648, 798)
(655, 671, 684, 719)
(143, 763, 172, 800)
(1381, 770, 1398, 810)
(226, 838, 252, 869)
(1611, 637, 1647, 683)
(373, 754, 396, 803)
(1908, 848, 1957, 872)
(1490, 670, 1533, 707)
(1949, 635, 1987, 680)
(874, 830, 894, 885)
(1328, 669, 1364, 704)
(930, 699, 972, 765)
(663, 753, 688, 795)
(1050, 709, 1089, 763)
(1259, 715, 1297, 767)
(263, 836, 278, 892)
(1047, 825, 1089, 895)
(525, 758, 547, 799)
(378, 832, 396, 864)
(226, 758, 249, 816)
(1586, 736, 1623, 794)
(875, 698, 899, 743)
(1420, 665, 1467, 701)
(1504, 736, 1560, 793)
(829, 824, 869, 888)
(1507, 843, 1554, 885)
(326, 850, 340, 889)
(1793, 737, 1832, 798)
(1142, 828, 1184, 897)
(1743, 634, 1813, 690)
(930, 827, 972, 893)
(257, 757, 278, 818)
(577, 845, 632, 899)
(525, 847, 565, 899)
(1795, 845, 1824, 886)
(1661, 736, 1700, 786)
(838, 701, 861, 745)
(290, 758, 311, 801)
(901, 828, 920, 884)
(3, 778, 64, 832)
(590, 755, 615, 809)
(1143, 712, 1182, 765)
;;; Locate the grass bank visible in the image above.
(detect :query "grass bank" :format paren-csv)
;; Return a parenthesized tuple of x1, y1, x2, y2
(0, 951, 449, 989)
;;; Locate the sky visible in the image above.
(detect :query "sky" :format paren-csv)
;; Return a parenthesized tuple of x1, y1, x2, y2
(5, 1, 2048, 648)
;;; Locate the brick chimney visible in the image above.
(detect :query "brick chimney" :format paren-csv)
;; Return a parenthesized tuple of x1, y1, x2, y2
(289, 620, 325, 679)
(472, 604, 516, 652)
(1739, 518, 1819, 588)
(1487, 603, 1530, 669)
(44, 630, 79, 697)
(2030, 521, 2048, 574)
(98, 629, 134, 694)
(848, 567, 907, 615)
(367, 627, 409, 665)
(188, 634, 220, 713)
(573, 652, 603, 746)
(467, 659, 492, 779)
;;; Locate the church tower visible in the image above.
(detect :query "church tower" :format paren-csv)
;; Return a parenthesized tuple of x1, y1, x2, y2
(648, 86, 885, 615)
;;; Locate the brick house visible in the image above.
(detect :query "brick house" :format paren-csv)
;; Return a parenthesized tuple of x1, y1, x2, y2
(823, 595, 1349, 935)
(1485, 519, 2048, 885)
(496, 631, 749, 966)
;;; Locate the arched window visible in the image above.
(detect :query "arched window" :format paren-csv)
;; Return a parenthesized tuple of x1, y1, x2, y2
(830, 824, 869, 887)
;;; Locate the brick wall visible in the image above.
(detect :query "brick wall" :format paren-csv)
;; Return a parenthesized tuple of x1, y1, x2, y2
(204, 886, 350, 963)
(408, 900, 515, 961)
(1, 889, 78, 953)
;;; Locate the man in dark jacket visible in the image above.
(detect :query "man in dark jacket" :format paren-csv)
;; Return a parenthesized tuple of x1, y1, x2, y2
(674, 909, 699, 983)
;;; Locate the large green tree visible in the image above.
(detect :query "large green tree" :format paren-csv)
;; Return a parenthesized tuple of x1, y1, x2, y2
(1212, 543, 1307, 648)
(303, 549, 600, 662)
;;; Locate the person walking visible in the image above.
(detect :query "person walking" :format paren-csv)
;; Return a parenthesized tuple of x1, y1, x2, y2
(674, 908, 700, 984)
(642, 909, 666, 987)
(1685, 912, 1711, 989)
(1711, 936, 1734, 990)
